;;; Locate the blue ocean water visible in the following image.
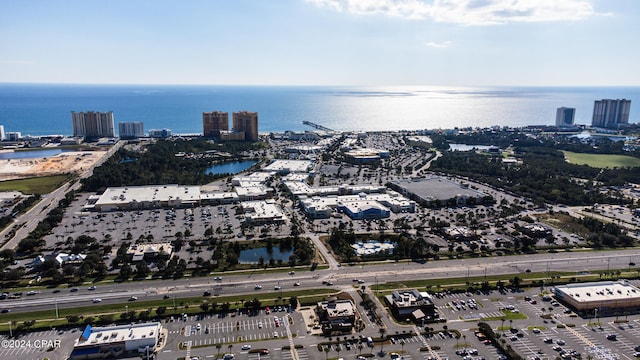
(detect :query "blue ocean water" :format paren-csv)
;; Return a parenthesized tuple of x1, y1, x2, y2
(0, 83, 638, 136)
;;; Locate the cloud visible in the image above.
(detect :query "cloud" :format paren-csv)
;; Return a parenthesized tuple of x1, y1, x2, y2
(306, 0, 596, 25)
(425, 40, 452, 48)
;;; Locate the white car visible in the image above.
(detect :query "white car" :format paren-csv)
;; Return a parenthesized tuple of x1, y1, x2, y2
(241, 344, 251, 350)
(92, 298, 102, 303)
(255, 284, 262, 290)
(274, 285, 281, 290)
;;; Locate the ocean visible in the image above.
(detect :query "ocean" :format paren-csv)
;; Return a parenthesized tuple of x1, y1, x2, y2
(0, 83, 638, 137)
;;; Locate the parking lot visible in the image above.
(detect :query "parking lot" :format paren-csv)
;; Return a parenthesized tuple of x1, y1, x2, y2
(425, 284, 640, 360)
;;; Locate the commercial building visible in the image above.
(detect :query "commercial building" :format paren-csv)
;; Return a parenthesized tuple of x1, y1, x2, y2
(70, 322, 162, 360)
(555, 107, 575, 127)
(241, 200, 288, 224)
(0, 125, 4, 141)
(316, 299, 357, 335)
(233, 110, 259, 142)
(87, 184, 201, 211)
(338, 200, 391, 220)
(118, 121, 144, 139)
(344, 148, 390, 164)
(384, 289, 438, 323)
(148, 128, 172, 138)
(6, 132, 21, 141)
(388, 176, 489, 207)
(592, 99, 631, 128)
(203, 110, 229, 138)
(127, 243, 173, 262)
(71, 111, 115, 139)
(554, 280, 640, 316)
(262, 159, 313, 174)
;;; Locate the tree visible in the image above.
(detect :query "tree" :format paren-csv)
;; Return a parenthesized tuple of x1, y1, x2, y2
(119, 263, 132, 280)
(379, 327, 387, 354)
(289, 296, 298, 310)
(135, 260, 150, 279)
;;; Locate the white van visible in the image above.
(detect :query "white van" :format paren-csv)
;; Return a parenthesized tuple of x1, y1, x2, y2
(366, 337, 373, 347)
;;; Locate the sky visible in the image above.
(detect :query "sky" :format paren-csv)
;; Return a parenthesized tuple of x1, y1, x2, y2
(0, 0, 638, 86)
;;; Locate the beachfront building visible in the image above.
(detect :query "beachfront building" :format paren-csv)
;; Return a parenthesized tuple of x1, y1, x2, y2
(118, 121, 144, 139)
(203, 110, 229, 138)
(148, 128, 172, 138)
(554, 280, 640, 316)
(70, 322, 162, 360)
(71, 111, 115, 139)
(232, 110, 259, 142)
(555, 107, 575, 127)
(592, 99, 631, 128)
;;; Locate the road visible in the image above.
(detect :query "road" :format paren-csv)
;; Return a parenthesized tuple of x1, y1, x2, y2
(4, 248, 640, 314)
(0, 142, 122, 252)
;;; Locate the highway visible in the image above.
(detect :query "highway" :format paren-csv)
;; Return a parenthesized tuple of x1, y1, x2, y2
(4, 248, 640, 314)
(0, 142, 122, 252)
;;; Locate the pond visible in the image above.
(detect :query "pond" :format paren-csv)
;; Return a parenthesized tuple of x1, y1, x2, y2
(0, 148, 75, 160)
(204, 160, 257, 175)
(448, 144, 495, 152)
(239, 247, 295, 264)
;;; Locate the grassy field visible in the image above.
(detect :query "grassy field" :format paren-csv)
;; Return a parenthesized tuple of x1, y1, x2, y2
(561, 151, 640, 169)
(0, 175, 71, 194)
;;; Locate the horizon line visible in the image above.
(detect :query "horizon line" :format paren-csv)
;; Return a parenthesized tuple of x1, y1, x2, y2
(1, 81, 640, 88)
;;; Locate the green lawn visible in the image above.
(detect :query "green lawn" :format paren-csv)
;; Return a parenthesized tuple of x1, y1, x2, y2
(0, 175, 71, 194)
(561, 151, 640, 169)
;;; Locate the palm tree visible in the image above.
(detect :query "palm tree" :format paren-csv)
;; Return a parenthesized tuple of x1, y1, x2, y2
(400, 340, 405, 354)
(324, 345, 331, 360)
(379, 327, 387, 354)
(501, 317, 506, 335)
(216, 344, 222, 356)
(227, 344, 233, 355)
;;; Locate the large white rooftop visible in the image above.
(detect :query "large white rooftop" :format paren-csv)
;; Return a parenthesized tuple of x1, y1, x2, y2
(75, 322, 161, 347)
(555, 281, 640, 304)
(262, 159, 312, 173)
(95, 184, 200, 206)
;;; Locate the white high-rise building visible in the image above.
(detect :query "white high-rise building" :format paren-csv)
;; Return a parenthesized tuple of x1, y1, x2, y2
(555, 107, 575, 127)
(0, 125, 5, 141)
(71, 111, 115, 139)
(592, 99, 631, 128)
(118, 122, 144, 139)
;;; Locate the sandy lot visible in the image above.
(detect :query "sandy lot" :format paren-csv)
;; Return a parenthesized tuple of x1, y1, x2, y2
(0, 151, 106, 181)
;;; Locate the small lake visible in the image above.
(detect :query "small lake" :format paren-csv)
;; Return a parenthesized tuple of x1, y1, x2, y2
(239, 247, 295, 264)
(448, 144, 495, 152)
(205, 160, 257, 175)
(0, 149, 74, 160)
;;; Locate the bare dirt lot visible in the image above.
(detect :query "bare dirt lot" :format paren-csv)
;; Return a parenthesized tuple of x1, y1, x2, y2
(0, 151, 106, 180)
